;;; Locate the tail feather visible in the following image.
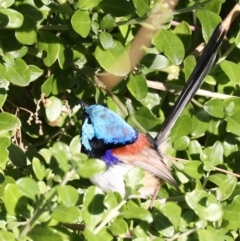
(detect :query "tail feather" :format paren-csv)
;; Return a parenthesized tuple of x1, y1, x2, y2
(156, 23, 226, 146)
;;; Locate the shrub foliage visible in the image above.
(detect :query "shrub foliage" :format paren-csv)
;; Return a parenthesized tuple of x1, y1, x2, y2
(1, 0, 240, 240)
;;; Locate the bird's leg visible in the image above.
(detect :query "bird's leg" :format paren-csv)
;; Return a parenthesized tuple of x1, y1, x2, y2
(149, 185, 160, 210)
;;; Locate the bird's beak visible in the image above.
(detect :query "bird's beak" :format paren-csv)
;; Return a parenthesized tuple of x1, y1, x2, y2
(79, 99, 88, 110)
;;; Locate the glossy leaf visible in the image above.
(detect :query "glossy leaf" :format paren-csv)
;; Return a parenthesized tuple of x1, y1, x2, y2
(160, 202, 181, 229)
(17, 177, 38, 201)
(44, 96, 62, 122)
(133, 0, 149, 17)
(204, 99, 224, 118)
(57, 185, 79, 207)
(38, 31, 60, 67)
(170, 114, 192, 141)
(183, 161, 204, 179)
(99, 32, 114, 50)
(220, 60, 240, 85)
(95, 40, 130, 76)
(8, 143, 27, 167)
(5, 58, 30, 86)
(121, 207, 153, 223)
(0, 136, 10, 165)
(28, 226, 63, 241)
(15, 15, 37, 45)
(52, 205, 80, 223)
(110, 218, 128, 235)
(32, 157, 46, 181)
(126, 74, 148, 101)
(216, 175, 237, 201)
(78, 158, 106, 178)
(134, 106, 161, 130)
(141, 54, 170, 70)
(196, 9, 221, 42)
(71, 9, 91, 38)
(82, 186, 105, 229)
(78, 0, 99, 9)
(154, 29, 185, 65)
(0, 8, 23, 28)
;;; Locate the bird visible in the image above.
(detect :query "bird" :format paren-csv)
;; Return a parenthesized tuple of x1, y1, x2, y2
(80, 24, 226, 203)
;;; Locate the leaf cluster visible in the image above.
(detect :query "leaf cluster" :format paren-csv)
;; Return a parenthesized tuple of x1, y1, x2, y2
(1, 0, 240, 240)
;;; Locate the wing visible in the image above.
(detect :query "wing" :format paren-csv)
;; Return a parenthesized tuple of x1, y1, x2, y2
(111, 134, 178, 189)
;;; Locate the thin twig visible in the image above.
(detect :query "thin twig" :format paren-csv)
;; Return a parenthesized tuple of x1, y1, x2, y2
(147, 80, 236, 100)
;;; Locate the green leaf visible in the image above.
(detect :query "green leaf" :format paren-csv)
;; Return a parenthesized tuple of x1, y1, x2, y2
(124, 167, 145, 197)
(41, 74, 54, 97)
(44, 96, 62, 122)
(57, 185, 79, 207)
(0, 88, 7, 108)
(188, 140, 202, 155)
(204, 99, 224, 118)
(198, 226, 225, 241)
(0, 8, 23, 28)
(126, 74, 148, 101)
(71, 9, 91, 38)
(235, 29, 240, 48)
(220, 60, 240, 85)
(184, 55, 196, 80)
(52, 205, 80, 223)
(28, 65, 43, 82)
(95, 40, 130, 76)
(78, 158, 106, 178)
(69, 135, 81, 156)
(110, 218, 128, 235)
(78, 0, 99, 9)
(173, 136, 190, 151)
(134, 106, 161, 130)
(99, 32, 114, 50)
(99, 0, 134, 17)
(191, 109, 210, 138)
(28, 226, 63, 241)
(216, 175, 237, 201)
(196, 9, 221, 42)
(104, 192, 120, 209)
(121, 207, 153, 223)
(15, 15, 37, 45)
(201, 141, 223, 170)
(223, 195, 240, 230)
(160, 202, 181, 229)
(5, 58, 31, 86)
(17, 177, 38, 201)
(0, 231, 15, 241)
(226, 113, 240, 136)
(8, 143, 27, 167)
(82, 186, 105, 229)
(32, 157, 46, 181)
(3, 183, 23, 215)
(133, 0, 149, 17)
(0, 0, 14, 7)
(183, 161, 204, 179)
(100, 14, 115, 29)
(170, 114, 192, 141)
(38, 31, 60, 67)
(0, 136, 10, 165)
(141, 54, 170, 70)
(153, 29, 185, 65)
(174, 21, 192, 51)
(58, 44, 73, 70)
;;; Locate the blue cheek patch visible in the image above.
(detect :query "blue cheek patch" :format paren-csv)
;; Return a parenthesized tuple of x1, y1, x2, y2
(102, 150, 119, 166)
(85, 105, 138, 145)
(81, 118, 94, 151)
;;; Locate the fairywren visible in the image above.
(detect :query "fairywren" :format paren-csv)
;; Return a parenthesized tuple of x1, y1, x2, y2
(80, 24, 225, 200)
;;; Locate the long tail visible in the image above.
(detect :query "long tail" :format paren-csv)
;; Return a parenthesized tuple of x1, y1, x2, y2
(156, 23, 226, 146)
